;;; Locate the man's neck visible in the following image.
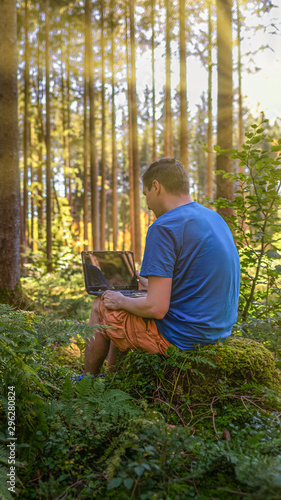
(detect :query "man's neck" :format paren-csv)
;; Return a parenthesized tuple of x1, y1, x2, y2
(156, 194, 193, 217)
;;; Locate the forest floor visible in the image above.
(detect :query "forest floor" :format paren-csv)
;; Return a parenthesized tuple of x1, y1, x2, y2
(0, 268, 281, 500)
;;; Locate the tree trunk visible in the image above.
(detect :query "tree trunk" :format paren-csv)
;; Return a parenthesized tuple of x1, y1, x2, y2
(45, 0, 52, 272)
(0, 0, 21, 291)
(237, 0, 244, 163)
(66, 35, 72, 210)
(85, 0, 100, 250)
(23, 0, 30, 261)
(100, 0, 106, 249)
(126, 9, 135, 253)
(164, 0, 173, 157)
(60, 54, 68, 200)
(83, 50, 89, 250)
(216, 0, 233, 218)
(29, 123, 34, 251)
(111, 0, 118, 250)
(36, 47, 44, 242)
(207, 0, 213, 199)
(179, 0, 188, 171)
(129, 0, 141, 262)
(151, 0, 157, 162)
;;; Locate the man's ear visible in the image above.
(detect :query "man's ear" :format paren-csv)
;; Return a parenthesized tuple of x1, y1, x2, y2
(152, 179, 161, 193)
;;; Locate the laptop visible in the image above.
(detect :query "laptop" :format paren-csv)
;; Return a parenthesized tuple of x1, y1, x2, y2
(81, 250, 147, 297)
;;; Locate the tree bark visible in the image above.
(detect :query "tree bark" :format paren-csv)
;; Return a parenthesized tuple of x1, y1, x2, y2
(100, 0, 106, 249)
(0, 0, 21, 290)
(36, 43, 44, 242)
(237, 0, 244, 164)
(207, 0, 213, 199)
(85, 0, 100, 250)
(129, 0, 141, 262)
(151, 0, 157, 162)
(23, 0, 30, 259)
(111, 0, 118, 250)
(164, 0, 173, 157)
(126, 8, 135, 253)
(179, 0, 188, 171)
(216, 0, 234, 218)
(83, 50, 89, 250)
(45, 0, 52, 271)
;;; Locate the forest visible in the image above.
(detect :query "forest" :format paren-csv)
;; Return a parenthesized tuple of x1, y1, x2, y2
(0, 0, 281, 499)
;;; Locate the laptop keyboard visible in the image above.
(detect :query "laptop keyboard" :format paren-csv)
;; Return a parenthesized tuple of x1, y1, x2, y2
(120, 290, 147, 297)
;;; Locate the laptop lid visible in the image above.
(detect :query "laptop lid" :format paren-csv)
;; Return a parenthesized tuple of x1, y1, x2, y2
(81, 250, 138, 294)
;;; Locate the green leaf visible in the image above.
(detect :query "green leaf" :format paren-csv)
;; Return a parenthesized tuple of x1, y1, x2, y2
(266, 250, 281, 259)
(107, 477, 123, 490)
(134, 466, 145, 476)
(123, 477, 134, 490)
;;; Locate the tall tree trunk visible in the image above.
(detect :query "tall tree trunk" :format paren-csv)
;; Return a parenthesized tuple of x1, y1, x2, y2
(179, 0, 188, 171)
(36, 51, 44, 242)
(23, 0, 30, 261)
(66, 34, 72, 210)
(237, 0, 243, 167)
(83, 51, 89, 250)
(151, 0, 157, 162)
(111, 0, 118, 250)
(60, 54, 68, 199)
(30, 122, 34, 251)
(129, 0, 141, 262)
(0, 0, 21, 291)
(207, 0, 213, 198)
(126, 9, 135, 253)
(45, 0, 52, 271)
(85, 0, 100, 249)
(100, 0, 106, 249)
(216, 0, 233, 218)
(164, 0, 172, 157)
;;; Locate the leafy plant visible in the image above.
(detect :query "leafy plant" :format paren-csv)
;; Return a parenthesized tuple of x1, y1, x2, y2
(207, 122, 281, 321)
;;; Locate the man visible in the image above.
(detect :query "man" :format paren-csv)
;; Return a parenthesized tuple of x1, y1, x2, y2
(84, 158, 240, 375)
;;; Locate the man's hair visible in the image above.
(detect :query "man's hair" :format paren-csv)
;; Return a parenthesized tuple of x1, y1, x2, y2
(142, 157, 189, 194)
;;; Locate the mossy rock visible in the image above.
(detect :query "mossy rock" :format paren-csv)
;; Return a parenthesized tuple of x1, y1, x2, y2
(185, 335, 281, 401)
(115, 335, 281, 404)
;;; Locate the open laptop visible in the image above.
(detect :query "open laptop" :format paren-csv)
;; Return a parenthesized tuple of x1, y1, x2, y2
(81, 250, 147, 297)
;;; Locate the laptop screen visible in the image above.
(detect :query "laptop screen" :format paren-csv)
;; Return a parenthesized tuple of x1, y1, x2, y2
(81, 251, 138, 292)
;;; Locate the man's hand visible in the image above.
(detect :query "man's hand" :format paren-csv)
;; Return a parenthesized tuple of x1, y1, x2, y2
(102, 290, 124, 310)
(136, 270, 148, 290)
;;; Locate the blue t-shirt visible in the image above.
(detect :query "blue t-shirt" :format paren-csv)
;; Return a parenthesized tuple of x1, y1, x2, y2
(140, 202, 240, 350)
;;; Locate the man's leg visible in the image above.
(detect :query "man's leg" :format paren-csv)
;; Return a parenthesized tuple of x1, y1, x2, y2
(84, 297, 125, 375)
(84, 298, 110, 375)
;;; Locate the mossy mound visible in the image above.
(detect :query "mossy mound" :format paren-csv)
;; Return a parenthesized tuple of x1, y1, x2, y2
(185, 335, 281, 401)
(115, 335, 281, 404)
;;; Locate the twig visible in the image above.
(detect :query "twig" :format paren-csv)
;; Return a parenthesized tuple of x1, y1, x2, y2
(210, 397, 219, 440)
(154, 397, 188, 426)
(215, 487, 251, 497)
(55, 480, 84, 500)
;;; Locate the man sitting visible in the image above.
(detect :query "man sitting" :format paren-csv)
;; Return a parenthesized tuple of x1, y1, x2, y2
(84, 158, 240, 376)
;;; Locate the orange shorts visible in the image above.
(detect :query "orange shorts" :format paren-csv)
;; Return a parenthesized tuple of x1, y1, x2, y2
(99, 300, 172, 355)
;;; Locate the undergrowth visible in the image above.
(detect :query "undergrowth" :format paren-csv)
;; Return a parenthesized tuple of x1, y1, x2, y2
(0, 303, 281, 499)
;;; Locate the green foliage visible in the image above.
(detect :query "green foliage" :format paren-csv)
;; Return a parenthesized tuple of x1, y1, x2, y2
(0, 305, 281, 499)
(208, 122, 281, 321)
(21, 262, 92, 321)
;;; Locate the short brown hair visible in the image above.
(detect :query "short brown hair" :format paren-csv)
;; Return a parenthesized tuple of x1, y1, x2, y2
(142, 158, 189, 194)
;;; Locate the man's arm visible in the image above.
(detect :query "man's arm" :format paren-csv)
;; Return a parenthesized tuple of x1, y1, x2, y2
(102, 276, 172, 320)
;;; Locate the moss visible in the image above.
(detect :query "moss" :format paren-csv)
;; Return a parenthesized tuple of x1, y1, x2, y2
(185, 335, 281, 401)
(50, 342, 84, 371)
(115, 335, 281, 404)
(0, 283, 32, 310)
